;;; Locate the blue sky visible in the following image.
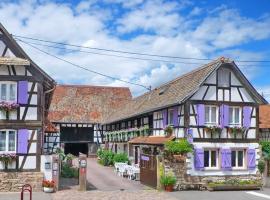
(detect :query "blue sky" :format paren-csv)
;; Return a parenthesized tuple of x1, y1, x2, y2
(0, 0, 270, 99)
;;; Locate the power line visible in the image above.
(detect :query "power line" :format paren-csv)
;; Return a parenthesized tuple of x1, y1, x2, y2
(13, 35, 270, 63)
(14, 38, 270, 68)
(14, 38, 206, 65)
(17, 39, 151, 90)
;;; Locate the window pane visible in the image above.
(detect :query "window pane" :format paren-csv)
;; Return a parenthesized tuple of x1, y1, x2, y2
(232, 151, 236, 167)
(1, 84, 7, 100)
(8, 131, 16, 151)
(229, 108, 233, 123)
(204, 151, 209, 167)
(0, 131, 6, 151)
(205, 107, 210, 123)
(235, 108, 240, 124)
(238, 151, 244, 167)
(211, 151, 217, 167)
(9, 84, 16, 101)
(218, 68, 230, 87)
(169, 110, 174, 125)
(211, 107, 217, 123)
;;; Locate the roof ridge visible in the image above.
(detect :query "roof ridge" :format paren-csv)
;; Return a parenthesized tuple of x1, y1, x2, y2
(56, 84, 130, 89)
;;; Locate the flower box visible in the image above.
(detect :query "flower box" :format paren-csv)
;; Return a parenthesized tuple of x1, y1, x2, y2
(43, 187, 54, 193)
(207, 184, 261, 191)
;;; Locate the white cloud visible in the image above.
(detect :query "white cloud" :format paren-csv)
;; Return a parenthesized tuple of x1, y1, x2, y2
(0, 0, 269, 97)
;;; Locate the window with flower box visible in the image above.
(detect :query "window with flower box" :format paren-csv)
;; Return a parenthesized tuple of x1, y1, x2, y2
(205, 106, 218, 125)
(0, 82, 17, 102)
(229, 106, 241, 126)
(0, 130, 16, 152)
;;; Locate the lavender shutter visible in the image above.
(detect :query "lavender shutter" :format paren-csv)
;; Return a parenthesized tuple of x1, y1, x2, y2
(17, 129, 29, 154)
(173, 106, 178, 126)
(163, 109, 168, 128)
(220, 105, 229, 128)
(194, 148, 204, 170)
(18, 81, 28, 104)
(247, 148, 256, 170)
(221, 149, 232, 170)
(243, 106, 252, 128)
(196, 104, 205, 126)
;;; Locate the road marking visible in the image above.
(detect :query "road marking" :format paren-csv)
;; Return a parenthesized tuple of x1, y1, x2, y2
(246, 191, 270, 199)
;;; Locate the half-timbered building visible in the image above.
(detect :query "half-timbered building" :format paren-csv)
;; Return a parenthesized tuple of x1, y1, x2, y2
(103, 57, 267, 181)
(0, 24, 55, 191)
(46, 84, 131, 156)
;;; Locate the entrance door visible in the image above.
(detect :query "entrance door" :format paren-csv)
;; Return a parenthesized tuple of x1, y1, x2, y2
(140, 154, 157, 188)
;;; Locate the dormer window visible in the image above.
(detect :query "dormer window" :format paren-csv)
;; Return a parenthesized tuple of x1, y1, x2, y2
(0, 82, 17, 102)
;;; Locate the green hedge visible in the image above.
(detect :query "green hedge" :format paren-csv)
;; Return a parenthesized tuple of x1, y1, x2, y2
(61, 163, 79, 178)
(97, 148, 129, 166)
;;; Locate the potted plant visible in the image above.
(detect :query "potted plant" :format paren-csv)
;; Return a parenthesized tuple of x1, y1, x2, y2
(164, 139, 193, 162)
(160, 174, 177, 192)
(0, 153, 16, 170)
(42, 180, 55, 193)
(164, 125, 173, 136)
(228, 126, 245, 138)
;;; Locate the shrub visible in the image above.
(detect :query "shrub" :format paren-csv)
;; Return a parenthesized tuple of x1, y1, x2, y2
(258, 160, 265, 174)
(164, 139, 193, 155)
(97, 148, 115, 166)
(260, 141, 270, 160)
(160, 174, 176, 187)
(61, 163, 79, 178)
(113, 153, 129, 164)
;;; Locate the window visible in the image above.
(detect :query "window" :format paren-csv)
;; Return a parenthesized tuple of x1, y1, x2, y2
(204, 150, 218, 169)
(218, 68, 230, 87)
(205, 106, 218, 125)
(0, 82, 17, 102)
(229, 107, 241, 126)
(168, 109, 174, 125)
(0, 130, 16, 152)
(232, 150, 245, 169)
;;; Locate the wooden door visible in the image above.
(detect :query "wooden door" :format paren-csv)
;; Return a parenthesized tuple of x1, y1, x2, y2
(140, 154, 157, 188)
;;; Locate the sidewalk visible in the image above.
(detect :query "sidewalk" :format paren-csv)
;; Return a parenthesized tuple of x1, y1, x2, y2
(0, 192, 52, 200)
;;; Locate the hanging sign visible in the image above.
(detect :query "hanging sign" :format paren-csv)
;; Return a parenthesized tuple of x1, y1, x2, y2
(141, 155, 149, 161)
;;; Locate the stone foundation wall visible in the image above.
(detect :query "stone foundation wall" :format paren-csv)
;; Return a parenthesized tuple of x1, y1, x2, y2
(163, 158, 261, 190)
(0, 172, 43, 192)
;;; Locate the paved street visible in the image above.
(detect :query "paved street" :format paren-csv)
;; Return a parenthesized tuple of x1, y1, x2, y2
(0, 192, 52, 200)
(86, 158, 145, 191)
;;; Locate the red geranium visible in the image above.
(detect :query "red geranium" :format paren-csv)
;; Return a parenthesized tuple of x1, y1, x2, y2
(42, 180, 55, 188)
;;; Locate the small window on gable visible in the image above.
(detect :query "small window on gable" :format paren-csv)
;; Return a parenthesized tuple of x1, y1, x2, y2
(218, 68, 230, 87)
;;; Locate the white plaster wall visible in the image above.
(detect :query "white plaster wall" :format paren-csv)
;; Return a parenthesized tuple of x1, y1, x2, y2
(19, 156, 36, 169)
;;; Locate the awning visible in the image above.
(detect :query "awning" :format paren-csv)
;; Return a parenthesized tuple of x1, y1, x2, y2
(0, 57, 30, 66)
(128, 135, 175, 145)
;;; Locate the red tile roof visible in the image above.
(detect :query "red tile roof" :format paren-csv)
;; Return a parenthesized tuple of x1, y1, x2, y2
(48, 85, 132, 123)
(259, 105, 270, 129)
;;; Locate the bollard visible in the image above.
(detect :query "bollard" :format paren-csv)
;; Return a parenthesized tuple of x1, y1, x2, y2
(78, 153, 87, 191)
(21, 184, 32, 200)
(52, 154, 60, 191)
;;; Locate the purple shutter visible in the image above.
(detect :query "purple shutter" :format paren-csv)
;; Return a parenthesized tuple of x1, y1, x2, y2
(220, 104, 229, 128)
(173, 106, 178, 127)
(247, 148, 256, 170)
(17, 129, 28, 154)
(197, 104, 205, 126)
(163, 109, 168, 128)
(221, 149, 232, 170)
(194, 148, 204, 170)
(18, 81, 28, 104)
(243, 106, 252, 128)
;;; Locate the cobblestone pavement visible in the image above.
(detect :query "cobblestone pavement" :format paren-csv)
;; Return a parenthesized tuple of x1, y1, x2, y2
(0, 192, 52, 200)
(52, 190, 176, 200)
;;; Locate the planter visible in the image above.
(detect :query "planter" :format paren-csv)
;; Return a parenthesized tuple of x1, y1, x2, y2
(207, 184, 261, 191)
(164, 185, 174, 192)
(43, 187, 54, 193)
